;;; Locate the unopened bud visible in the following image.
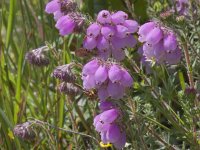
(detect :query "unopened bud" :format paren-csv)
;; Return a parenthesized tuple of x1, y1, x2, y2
(13, 122, 35, 141)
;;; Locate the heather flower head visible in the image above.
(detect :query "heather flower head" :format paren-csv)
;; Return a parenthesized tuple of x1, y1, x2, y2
(93, 108, 126, 149)
(13, 122, 35, 141)
(58, 82, 81, 96)
(45, 0, 85, 36)
(82, 58, 133, 100)
(138, 21, 182, 65)
(53, 63, 76, 82)
(83, 10, 138, 61)
(25, 46, 50, 66)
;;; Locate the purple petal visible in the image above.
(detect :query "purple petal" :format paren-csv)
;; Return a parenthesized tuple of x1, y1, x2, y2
(112, 48, 125, 61)
(97, 49, 111, 60)
(106, 124, 121, 143)
(97, 35, 110, 50)
(146, 27, 163, 45)
(121, 69, 133, 87)
(97, 10, 111, 24)
(100, 108, 119, 123)
(101, 25, 115, 40)
(93, 114, 101, 127)
(101, 131, 109, 144)
(111, 11, 128, 25)
(95, 65, 108, 84)
(123, 35, 137, 48)
(163, 33, 177, 51)
(138, 22, 155, 37)
(55, 15, 75, 36)
(115, 25, 129, 38)
(113, 132, 126, 149)
(165, 47, 182, 65)
(99, 101, 114, 111)
(95, 121, 111, 132)
(107, 81, 125, 99)
(83, 75, 96, 90)
(108, 65, 123, 83)
(124, 20, 139, 33)
(87, 23, 101, 38)
(111, 36, 126, 49)
(82, 59, 99, 75)
(53, 10, 63, 21)
(98, 86, 109, 101)
(45, 0, 60, 14)
(83, 37, 97, 50)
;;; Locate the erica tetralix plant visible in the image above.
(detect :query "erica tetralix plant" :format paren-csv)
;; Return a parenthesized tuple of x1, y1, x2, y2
(138, 21, 182, 65)
(83, 10, 138, 61)
(82, 58, 133, 100)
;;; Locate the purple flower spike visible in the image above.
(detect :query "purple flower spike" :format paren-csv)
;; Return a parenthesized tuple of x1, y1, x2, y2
(106, 124, 121, 143)
(83, 37, 97, 50)
(111, 11, 128, 25)
(97, 10, 112, 24)
(87, 23, 101, 38)
(45, 0, 60, 14)
(108, 65, 123, 83)
(95, 65, 108, 84)
(55, 15, 76, 36)
(100, 108, 119, 123)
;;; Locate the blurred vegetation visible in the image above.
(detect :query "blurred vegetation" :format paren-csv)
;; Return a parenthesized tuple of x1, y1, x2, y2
(0, 0, 200, 150)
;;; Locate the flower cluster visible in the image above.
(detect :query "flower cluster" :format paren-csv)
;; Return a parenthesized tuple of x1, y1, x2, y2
(53, 63, 81, 95)
(25, 46, 49, 66)
(45, 0, 84, 36)
(83, 10, 138, 61)
(138, 21, 181, 65)
(176, 0, 189, 15)
(93, 101, 126, 149)
(82, 58, 133, 100)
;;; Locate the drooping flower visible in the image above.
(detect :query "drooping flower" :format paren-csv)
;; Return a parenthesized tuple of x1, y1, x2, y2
(45, 0, 60, 14)
(25, 46, 49, 66)
(93, 108, 126, 149)
(45, 0, 85, 36)
(82, 59, 133, 100)
(83, 10, 138, 61)
(138, 21, 182, 65)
